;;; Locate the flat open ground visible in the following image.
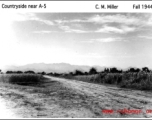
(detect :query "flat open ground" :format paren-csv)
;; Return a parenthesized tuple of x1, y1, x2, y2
(0, 75, 152, 118)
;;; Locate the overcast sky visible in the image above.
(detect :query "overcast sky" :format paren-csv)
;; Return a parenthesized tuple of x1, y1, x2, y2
(0, 13, 152, 69)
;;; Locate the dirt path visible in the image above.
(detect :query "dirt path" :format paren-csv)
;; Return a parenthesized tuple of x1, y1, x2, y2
(45, 76, 152, 118)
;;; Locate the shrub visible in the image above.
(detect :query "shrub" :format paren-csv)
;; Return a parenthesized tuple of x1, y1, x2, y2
(2, 74, 44, 86)
(89, 67, 97, 75)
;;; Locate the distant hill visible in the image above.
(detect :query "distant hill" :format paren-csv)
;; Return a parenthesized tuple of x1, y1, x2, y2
(3, 63, 105, 73)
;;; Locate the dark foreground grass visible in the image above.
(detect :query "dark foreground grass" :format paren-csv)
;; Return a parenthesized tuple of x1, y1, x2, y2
(0, 74, 44, 86)
(72, 72, 152, 90)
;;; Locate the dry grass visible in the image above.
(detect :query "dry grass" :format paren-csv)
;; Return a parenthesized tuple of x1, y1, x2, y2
(0, 74, 44, 86)
(74, 72, 152, 90)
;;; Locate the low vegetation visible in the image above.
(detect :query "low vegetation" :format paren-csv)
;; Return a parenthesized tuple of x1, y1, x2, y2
(0, 74, 44, 86)
(50, 67, 152, 91)
(73, 72, 152, 90)
(1, 66, 152, 90)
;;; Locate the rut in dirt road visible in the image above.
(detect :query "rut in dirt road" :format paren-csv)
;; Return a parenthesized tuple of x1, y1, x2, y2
(45, 75, 152, 118)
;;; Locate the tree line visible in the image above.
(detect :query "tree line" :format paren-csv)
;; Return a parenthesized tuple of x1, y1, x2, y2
(48, 67, 151, 76)
(0, 67, 151, 76)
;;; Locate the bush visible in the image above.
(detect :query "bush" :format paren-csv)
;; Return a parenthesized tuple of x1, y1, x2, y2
(7, 74, 44, 86)
(89, 67, 97, 75)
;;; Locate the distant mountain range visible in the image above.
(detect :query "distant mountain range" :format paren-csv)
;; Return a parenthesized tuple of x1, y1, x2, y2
(4, 63, 106, 73)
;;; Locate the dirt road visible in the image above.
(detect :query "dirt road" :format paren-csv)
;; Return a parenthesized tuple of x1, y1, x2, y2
(0, 75, 152, 118)
(45, 76, 152, 118)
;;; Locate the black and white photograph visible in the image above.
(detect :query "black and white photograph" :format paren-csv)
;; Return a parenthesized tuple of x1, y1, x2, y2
(1, 4, 152, 118)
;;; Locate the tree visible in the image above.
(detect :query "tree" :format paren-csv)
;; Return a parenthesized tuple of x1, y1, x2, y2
(110, 67, 119, 73)
(89, 67, 97, 75)
(74, 70, 84, 75)
(142, 67, 150, 72)
(69, 72, 74, 76)
(47, 72, 53, 75)
(104, 68, 110, 73)
(84, 72, 88, 75)
(6, 71, 13, 74)
(24, 71, 35, 74)
(53, 72, 60, 76)
(135, 68, 141, 72)
(16, 71, 23, 74)
(119, 69, 123, 73)
(127, 68, 141, 73)
(41, 71, 46, 75)
(129, 68, 136, 72)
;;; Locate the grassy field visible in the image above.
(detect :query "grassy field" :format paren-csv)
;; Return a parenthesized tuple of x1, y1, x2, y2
(2, 72, 152, 91)
(0, 74, 44, 86)
(73, 72, 152, 90)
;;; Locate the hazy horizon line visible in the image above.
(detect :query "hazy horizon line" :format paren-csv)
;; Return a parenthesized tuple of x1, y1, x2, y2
(2, 62, 152, 71)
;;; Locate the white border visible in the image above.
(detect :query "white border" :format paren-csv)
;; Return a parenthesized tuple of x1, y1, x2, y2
(1, 1, 152, 13)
